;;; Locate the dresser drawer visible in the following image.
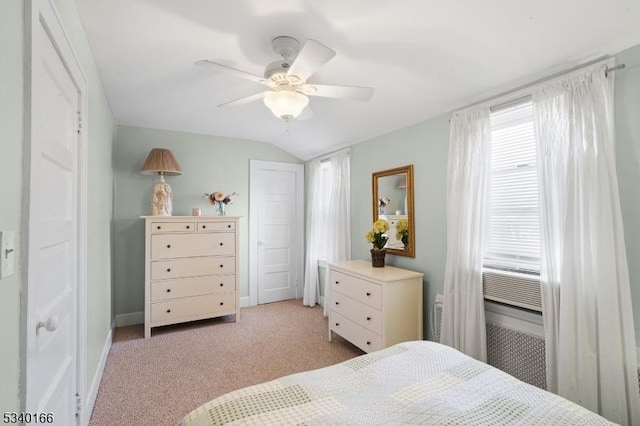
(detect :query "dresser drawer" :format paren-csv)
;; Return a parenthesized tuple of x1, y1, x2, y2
(151, 256, 236, 280)
(150, 292, 236, 323)
(197, 221, 236, 232)
(330, 311, 382, 353)
(151, 233, 235, 260)
(332, 292, 382, 334)
(330, 270, 382, 309)
(151, 275, 236, 301)
(150, 221, 195, 233)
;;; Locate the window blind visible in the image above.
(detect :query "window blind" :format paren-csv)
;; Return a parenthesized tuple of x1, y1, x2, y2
(315, 161, 333, 259)
(485, 100, 540, 272)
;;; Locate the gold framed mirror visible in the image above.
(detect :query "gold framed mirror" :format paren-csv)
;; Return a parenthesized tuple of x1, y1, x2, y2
(372, 165, 415, 257)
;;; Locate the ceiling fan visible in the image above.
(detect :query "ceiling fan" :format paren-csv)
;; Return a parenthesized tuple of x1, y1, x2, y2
(196, 36, 374, 120)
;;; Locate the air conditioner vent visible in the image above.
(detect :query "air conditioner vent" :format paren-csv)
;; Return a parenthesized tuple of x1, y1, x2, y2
(483, 270, 542, 312)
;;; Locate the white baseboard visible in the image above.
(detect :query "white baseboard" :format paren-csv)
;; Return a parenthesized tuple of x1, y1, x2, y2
(84, 322, 113, 425)
(240, 296, 251, 308)
(115, 311, 144, 327)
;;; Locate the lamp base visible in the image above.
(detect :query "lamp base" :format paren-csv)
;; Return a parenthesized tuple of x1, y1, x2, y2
(151, 180, 173, 216)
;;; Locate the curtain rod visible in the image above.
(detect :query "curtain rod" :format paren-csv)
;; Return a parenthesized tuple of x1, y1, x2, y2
(452, 58, 624, 118)
(605, 63, 625, 77)
(308, 146, 351, 163)
(495, 63, 626, 112)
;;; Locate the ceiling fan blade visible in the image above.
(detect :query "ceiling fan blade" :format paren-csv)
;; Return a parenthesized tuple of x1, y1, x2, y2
(286, 40, 336, 81)
(195, 60, 273, 87)
(305, 84, 374, 102)
(218, 92, 268, 107)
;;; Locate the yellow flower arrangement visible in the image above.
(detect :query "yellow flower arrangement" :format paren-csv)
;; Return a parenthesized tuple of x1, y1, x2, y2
(396, 219, 409, 247)
(366, 219, 390, 250)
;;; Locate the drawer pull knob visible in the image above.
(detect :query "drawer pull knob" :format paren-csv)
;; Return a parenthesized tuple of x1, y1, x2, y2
(219, 264, 224, 268)
(219, 242, 223, 246)
(227, 224, 231, 228)
(166, 309, 171, 313)
(366, 316, 371, 321)
(156, 226, 161, 230)
(202, 225, 207, 229)
(335, 323, 339, 326)
(366, 292, 371, 296)
(166, 244, 171, 248)
(335, 301, 339, 305)
(366, 341, 371, 345)
(166, 289, 171, 293)
(335, 281, 340, 285)
(166, 268, 171, 272)
(186, 225, 190, 229)
(219, 283, 224, 287)
(220, 302, 224, 306)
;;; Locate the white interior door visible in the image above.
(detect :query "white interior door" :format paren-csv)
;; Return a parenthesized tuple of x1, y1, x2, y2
(249, 161, 304, 305)
(26, 1, 87, 423)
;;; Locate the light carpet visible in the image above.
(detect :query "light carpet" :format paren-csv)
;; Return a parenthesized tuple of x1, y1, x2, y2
(89, 299, 362, 425)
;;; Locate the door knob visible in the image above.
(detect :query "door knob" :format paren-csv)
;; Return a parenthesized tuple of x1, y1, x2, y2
(37, 316, 60, 333)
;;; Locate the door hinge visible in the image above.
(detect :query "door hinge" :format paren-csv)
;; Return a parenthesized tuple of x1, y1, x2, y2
(75, 392, 82, 417)
(77, 111, 83, 135)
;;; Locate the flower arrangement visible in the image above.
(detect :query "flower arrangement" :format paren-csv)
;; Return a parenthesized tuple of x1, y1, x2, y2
(378, 196, 390, 214)
(365, 219, 389, 250)
(396, 219, 409, 247)
(204, 191, 238, 215)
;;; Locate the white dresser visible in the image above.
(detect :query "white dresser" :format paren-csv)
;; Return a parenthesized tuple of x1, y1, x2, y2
(143, 216, 240, 338)
(328, 260, 423, 353)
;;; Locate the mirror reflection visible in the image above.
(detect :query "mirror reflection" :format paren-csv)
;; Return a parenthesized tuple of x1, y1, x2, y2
(372, 165, 415, 257)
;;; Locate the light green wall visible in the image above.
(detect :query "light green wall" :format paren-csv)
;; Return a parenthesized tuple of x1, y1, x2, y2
(616, 44, 640, 344)
(351, 44, 640, 342)
(113, 125, 301, 316)
(0, 0, 114, 412)
(350, 116, 450, 340)
(0, 0, 24, 413)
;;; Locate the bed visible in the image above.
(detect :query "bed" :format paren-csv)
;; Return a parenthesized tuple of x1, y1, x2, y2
(179, 340, 613, 425)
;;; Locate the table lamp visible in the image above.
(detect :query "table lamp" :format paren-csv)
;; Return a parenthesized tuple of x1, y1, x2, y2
(140, 148, 182, 216)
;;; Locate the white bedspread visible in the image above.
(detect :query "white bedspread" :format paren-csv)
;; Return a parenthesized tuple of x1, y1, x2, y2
(179, 340, 614, 425)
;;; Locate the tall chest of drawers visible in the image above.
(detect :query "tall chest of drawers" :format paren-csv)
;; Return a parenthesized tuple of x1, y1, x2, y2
(328, 260, 423, 353)
(143, 216, 240, 338)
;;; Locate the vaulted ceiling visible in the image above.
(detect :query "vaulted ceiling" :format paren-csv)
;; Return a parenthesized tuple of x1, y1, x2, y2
(78, 0, 640, 160)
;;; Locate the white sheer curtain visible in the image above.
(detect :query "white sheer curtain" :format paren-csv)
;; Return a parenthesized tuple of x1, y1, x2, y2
(303, 149, 351, 315)
(323, 149, 351, 316)
(441, 106, 491, 362)
(303, 159, 323, 307)
(533, 61, 640, 425)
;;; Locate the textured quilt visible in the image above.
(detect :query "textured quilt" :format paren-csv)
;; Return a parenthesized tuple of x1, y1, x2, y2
(179, 340, 614, 425)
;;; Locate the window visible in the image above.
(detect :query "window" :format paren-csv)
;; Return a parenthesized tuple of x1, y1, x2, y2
(315, 160, 333, 259)
(485, 98, 540, 274)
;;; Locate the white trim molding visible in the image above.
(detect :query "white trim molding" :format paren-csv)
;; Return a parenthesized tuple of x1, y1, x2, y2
(248, 160, 304, 306)
(85, 324, 113, 424)
(115, 311, 144, 327)
(24, 0, 89, 422)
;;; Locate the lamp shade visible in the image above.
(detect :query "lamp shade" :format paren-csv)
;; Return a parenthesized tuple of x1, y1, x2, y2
(263, 90, 309, 120)
(140, 148, 182, 176)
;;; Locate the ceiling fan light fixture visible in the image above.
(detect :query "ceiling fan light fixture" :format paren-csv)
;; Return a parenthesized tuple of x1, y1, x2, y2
(263, 90, 309, 120)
